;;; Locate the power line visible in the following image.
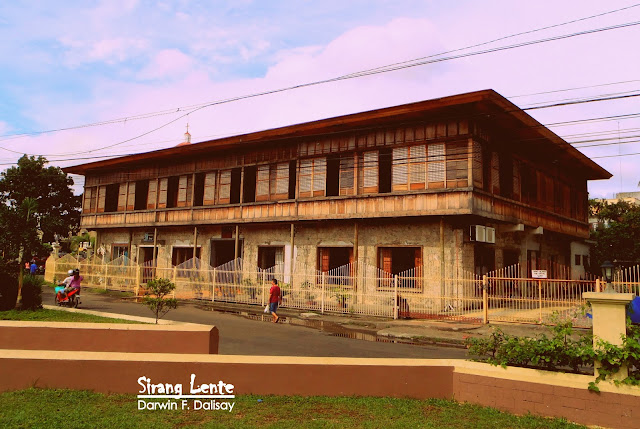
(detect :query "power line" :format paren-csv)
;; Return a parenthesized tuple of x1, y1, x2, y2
(2, 8, 640, 156)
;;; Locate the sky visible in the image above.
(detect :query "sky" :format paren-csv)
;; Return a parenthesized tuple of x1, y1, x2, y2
(1, 0, 640, 197)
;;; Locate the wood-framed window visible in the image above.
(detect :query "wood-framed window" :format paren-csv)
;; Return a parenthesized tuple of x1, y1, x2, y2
(256, 165, 270, 201)
(299, 157, 326, 198)
(147, 180, 158, 209)
(427, 143, 445, 188)
(117, 183, 127, 211)
(377, 246, 423, 290)
(270, 162, 290, 200)
(172, 246, 201, 267)
(83, 187, 97, 214)
(446, 141, 468, 188)
(392, 145, 427, 191)
(339, 156, 355, 196)
(176, 175, 191, 207)
(203, 171, 217, 205)
(490, 152, 500, 194)
(472, 141, 483, 188)
(157, 178, 168, 209)
(126, 182, 135, 211)
(359, 150, 379, 194)
(258, 246, 285, 270)
(97, 185, 106, 213)
(218, 170, 231, 204)
(512, 160, 521, 201)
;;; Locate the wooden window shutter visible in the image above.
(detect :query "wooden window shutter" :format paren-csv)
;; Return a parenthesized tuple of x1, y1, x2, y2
(361, 151, 378, 194)
(392, 146, 408, 191)
(147, 180, 157, 209)
(203, 172, 216, 205)
(320, 248, 330, 272)
(157, 178, 168, 209)
(381, 248, 392, 274)
(446, 142, 468, 188)
(89, 187, 97, 213)
(97, 186, 106, 213)
(414, 248, 423, 276)
(177, 175, 188, 207)
(409, 145, 426, 190)
(472, 141, 483, 188)
(313, 158, 326, 197)
(218, 170, 231, 204)
(491, 152, 500, 194)
(117, 183, 127, 211)
(126, 183, 135, 211)
(339, 156, 354, 196)
(256, 165, 270, 201)
(186, 175, 193, 205)
(274, 162, 289, 199)
(512, 160, 521, 200)
(299, 159, 312, 198)
(83, 187, 93, 214)
(427, 143, 445, 188)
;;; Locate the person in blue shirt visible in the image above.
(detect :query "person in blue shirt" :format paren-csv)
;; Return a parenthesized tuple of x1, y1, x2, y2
(29, 260, 38, 275)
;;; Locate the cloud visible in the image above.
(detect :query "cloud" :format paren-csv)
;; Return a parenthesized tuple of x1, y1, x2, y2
(138, 49, 195, 80)
(59, 36, 149, 67)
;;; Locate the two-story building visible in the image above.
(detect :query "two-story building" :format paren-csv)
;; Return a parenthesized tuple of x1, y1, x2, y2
(66, 89, 610, 295)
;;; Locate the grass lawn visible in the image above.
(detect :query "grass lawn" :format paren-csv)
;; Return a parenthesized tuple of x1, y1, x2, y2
(0, 389, 584, 429)
(0, 308, 142, 324)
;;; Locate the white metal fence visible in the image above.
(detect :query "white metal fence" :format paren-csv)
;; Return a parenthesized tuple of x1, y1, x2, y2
(45, 254, 640, 326)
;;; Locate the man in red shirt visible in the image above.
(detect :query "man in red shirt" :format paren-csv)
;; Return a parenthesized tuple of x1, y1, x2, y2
(269, 279, 282, 323)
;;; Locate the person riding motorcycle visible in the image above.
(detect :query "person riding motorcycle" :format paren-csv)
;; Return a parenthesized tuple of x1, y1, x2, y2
(57, 269, 83, 301)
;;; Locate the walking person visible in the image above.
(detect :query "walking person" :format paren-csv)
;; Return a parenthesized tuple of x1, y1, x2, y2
(269, 279, 281, 323)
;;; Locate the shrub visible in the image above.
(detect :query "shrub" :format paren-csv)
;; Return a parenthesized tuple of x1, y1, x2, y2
(142, 278, 178, 324)
(0, 272, 19, 311)
(21, 274, 44, 310)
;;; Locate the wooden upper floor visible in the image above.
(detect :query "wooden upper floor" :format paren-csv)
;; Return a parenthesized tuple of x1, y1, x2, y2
(67, 90, 611, 237)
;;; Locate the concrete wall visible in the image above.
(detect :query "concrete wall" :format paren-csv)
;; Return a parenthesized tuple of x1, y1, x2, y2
(0, 321, 219, 354)
(95, 217, 582, 284)
(0, 351, 637, 428)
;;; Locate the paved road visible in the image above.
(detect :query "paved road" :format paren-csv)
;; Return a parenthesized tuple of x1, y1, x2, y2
(43, 288, 467, 359)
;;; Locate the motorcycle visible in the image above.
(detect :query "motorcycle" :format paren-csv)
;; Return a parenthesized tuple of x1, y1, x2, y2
(54, 285, 81, 308)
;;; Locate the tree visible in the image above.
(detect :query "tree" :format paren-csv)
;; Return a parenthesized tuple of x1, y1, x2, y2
(0, 155, 81, 305)
(589, 199, 640, 270)
(142, 278, 179, 324)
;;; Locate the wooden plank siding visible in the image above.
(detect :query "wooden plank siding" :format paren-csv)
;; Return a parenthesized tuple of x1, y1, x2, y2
(80, 189, 589, 238)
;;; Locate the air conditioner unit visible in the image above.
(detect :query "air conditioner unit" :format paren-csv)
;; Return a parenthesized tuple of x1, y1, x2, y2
(470, 225, 486, 242)
(485, 227, 496, 244)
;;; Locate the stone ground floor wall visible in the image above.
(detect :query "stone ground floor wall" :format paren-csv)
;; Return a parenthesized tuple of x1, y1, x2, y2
(94, 217, 583, 284)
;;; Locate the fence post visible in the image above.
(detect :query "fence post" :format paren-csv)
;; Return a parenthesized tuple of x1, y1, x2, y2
(261, 271, 266, 306)
(212, 268, 216, 302)
(135, 264, 141, 297)
(103, 257, 107, 290)
(482, 275, 488, 324)
(172, 266, 177, 299)
(321, 272, 325, 314)
(538, 279, 543, 323)
(595, 278, 601, 293)
(393, 275, 398, 320)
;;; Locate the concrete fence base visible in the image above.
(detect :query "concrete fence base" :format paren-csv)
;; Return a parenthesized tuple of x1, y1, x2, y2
(0, 321, 219, 354)
(0, 351, 638, 429)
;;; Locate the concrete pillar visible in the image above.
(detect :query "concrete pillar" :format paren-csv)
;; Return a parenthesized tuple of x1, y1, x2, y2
(583, 291, 634, 380)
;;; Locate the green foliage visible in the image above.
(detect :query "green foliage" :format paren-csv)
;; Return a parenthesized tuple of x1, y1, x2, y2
(142, 278, 178, 324)
(589, 199, 640, 269)
(0, 155, 81, 304)
(0, 389, 585, 429)
(466, 318, 640, 389)
(20, 274, 44, 310)
(0, 270, 18, 311)
(0, 308, 143, 323)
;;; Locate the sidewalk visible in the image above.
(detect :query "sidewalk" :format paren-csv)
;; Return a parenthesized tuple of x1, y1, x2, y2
(182, 299, 587, 347)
